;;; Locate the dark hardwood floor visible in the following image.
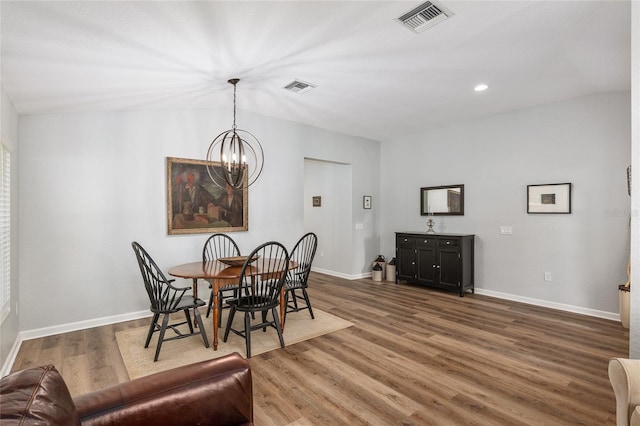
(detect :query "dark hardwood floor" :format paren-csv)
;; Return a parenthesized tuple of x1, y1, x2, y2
(11, 272, 628, 425)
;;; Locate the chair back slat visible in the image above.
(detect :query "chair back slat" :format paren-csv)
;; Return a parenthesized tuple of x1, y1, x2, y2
(237, 241, 289, 309)
(287, 232, 318, 287)
(203, 233, 240, 261)
(132, 242, 186, 312)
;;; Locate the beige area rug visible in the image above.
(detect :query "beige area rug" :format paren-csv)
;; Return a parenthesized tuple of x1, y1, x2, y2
(116, 308, 353, 379)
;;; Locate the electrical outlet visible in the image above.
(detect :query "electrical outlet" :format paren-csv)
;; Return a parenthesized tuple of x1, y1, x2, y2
(544, 272, 552, 282)
(499, 226, 513, 235)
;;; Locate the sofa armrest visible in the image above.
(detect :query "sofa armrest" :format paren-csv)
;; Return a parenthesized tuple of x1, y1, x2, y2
(73, 352, 252, 426)
(609, 357, 640, 426)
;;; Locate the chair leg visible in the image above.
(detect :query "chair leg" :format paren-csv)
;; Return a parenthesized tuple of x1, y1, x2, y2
(223, 306, 236, 342)
(145, 313, 159, 348)
(284, 290, 290, 322)
(302, 288, 315, 319)
(244, 312, 252, 358)
(184, 309, 194, 333)
(272, 307, 285, 349)
(154, 314, 170, 362)
(193, 307, 210, 348)
(262, 310, 268, 332)
(291, 289, 300, 311)
(206, 290, 214, 318)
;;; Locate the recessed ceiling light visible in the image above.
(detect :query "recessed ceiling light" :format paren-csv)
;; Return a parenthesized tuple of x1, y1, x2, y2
(474, 84, 489, 92)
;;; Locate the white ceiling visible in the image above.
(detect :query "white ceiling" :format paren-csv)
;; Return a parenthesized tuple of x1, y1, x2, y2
(1, 1, 631, 141)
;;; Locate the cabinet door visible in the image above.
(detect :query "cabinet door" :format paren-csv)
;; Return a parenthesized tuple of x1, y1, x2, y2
(416, 238, 436, 285)
(396, 236, 416, 281)
(438, 240, 461, 289)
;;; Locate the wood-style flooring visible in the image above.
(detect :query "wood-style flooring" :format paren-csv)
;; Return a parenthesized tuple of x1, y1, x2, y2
(11, 272, 629, 425)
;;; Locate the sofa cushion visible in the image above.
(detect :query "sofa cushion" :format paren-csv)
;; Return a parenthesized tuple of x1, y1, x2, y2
(0, 364, 80, 425)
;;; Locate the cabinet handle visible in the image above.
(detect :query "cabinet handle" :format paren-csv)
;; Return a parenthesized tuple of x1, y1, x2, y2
(411, 262, 415, 265)
(446, 241, 450, 245)
(432, 264, 436, 268)
(404, 238, 408, 242)
(424, 240, 428, 243)
(436, 265, 440, 269)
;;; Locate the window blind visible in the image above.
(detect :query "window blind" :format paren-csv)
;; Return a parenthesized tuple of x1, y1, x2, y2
(0, 143, 10, 324)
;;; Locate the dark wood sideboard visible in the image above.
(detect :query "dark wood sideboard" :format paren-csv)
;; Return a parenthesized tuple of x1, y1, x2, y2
(395, 232, 475, 297)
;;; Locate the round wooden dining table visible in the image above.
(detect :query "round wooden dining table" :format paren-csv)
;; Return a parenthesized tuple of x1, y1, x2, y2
(168, 259, 296, 350)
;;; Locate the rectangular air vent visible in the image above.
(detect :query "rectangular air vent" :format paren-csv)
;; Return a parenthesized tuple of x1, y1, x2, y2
(397, 1, 454, 33)
(284, 80, 316, 94)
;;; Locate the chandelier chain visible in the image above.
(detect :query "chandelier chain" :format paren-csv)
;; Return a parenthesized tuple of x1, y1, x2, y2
(232, 81, 237, 130)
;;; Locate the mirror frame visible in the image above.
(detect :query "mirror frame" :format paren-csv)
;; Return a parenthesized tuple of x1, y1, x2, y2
(420, 184, 465, 216)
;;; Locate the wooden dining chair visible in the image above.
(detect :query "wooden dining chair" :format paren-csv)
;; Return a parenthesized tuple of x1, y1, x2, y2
(284, 232, 318, 323)
(203, 233, 241, 326)
(223, 241, 290, 358)
(131, 242, 209, 362)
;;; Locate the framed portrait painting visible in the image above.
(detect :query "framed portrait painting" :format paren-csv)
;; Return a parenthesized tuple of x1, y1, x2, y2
(167, 157, 248, 234)
(527, 183, 571, 214)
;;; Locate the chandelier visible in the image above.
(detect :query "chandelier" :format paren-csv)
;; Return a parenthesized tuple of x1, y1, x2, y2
(206, 78, 264, 189)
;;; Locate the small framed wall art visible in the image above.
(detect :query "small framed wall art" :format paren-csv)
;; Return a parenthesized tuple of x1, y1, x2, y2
(527, 183, 572, 214)
(363, 195, 372, 209)
(312, 196, 321, 207)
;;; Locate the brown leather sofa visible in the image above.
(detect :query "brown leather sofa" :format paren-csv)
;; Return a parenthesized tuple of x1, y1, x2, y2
(0, 352, 253, 425)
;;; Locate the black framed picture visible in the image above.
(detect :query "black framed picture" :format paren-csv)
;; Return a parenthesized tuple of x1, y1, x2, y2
(363, 195, 371, 209)
(527, 183, 571, 214)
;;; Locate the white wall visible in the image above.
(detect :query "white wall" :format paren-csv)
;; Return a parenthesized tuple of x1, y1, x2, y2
(304, 159, 352, 276)
(17, 108, 379, 332)
(380, 92, 631, 316)
(0, 85, 20, 370)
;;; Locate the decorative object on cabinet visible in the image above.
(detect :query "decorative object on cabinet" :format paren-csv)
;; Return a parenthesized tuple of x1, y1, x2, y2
(426, 217, 436, 234)
(395, 232, 474, 297)
(363, 195, 372, 209)
(527, 183, 571, 214)
(206, 78, 264, 190)
(312, 196, 321, 207)
(420, 184, 464, 216)
(167, 157, 248, 234)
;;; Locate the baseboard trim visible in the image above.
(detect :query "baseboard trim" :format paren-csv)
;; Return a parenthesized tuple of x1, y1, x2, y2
(311, 266, 370, 280)
(474, 288, 620, 322)
(19, 310, 152, 341)
(1, 310, 152, 377)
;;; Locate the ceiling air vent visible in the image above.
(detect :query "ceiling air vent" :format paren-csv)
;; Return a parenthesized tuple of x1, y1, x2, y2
(397, 1, 454, 34)
(284, 80, 316, 94)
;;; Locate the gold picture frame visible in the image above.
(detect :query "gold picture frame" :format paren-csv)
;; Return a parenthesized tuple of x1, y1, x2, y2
(167, 157, 248, 234)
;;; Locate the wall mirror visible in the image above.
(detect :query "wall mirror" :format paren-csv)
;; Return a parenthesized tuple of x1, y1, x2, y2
(421, 184, 464, 216)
